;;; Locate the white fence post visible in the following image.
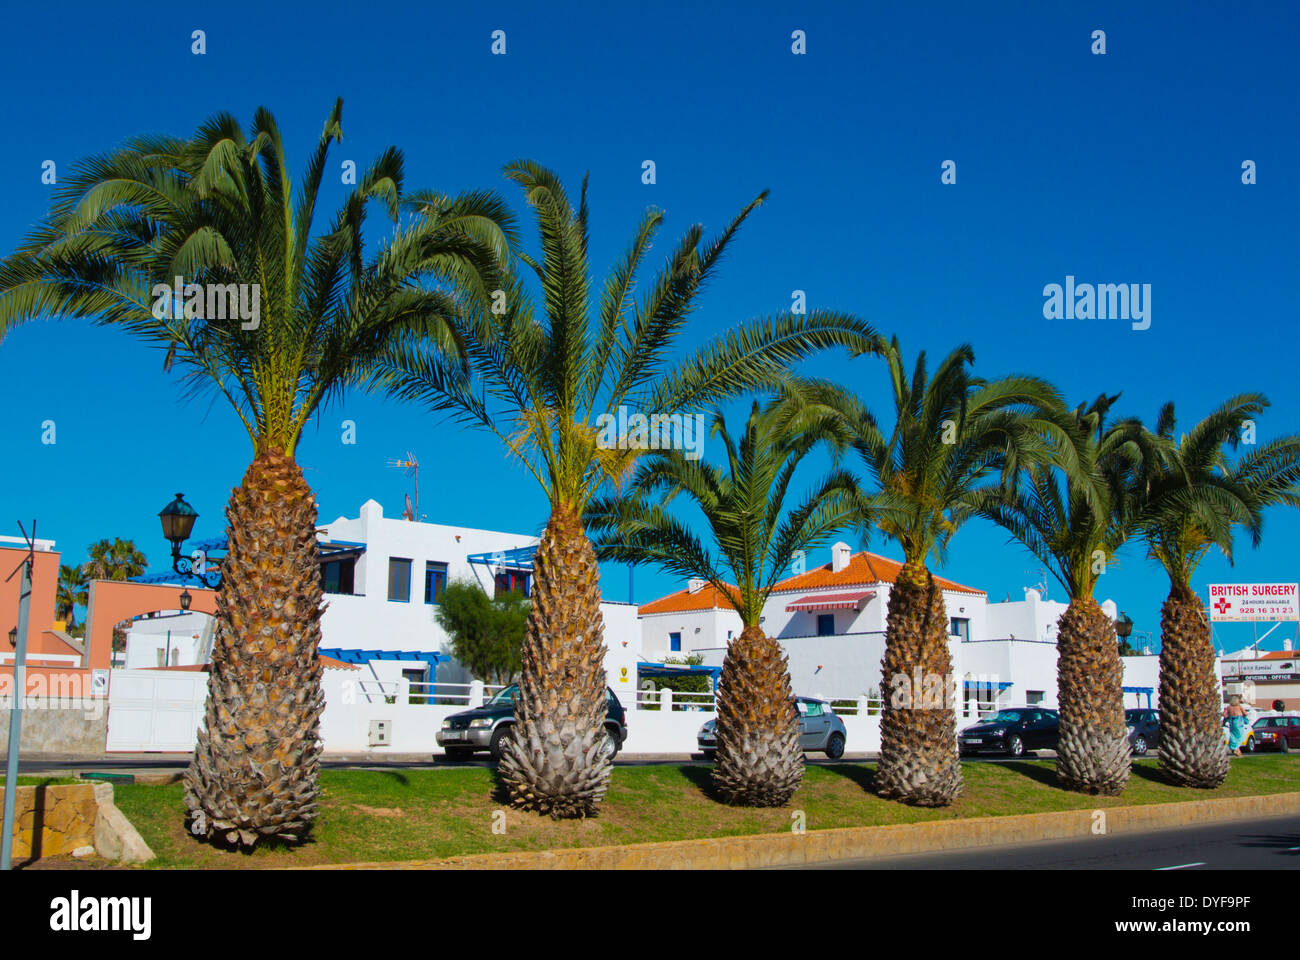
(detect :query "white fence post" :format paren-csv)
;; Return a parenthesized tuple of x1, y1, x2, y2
(469, 679, 484, 707)
(661, 687, 674, 712)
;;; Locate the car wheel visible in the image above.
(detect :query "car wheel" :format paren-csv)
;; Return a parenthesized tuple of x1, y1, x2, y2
(1007, 734, 1025, 758)
(1242, 735, 1256, 754)
(1131, 735, 1148, 757)
(701, 749, 716, 762)
(444, 747, 475, 761)
(489, 725, 513, 761)
(825, 732, 846, 760)
(602, 726, 621, 760)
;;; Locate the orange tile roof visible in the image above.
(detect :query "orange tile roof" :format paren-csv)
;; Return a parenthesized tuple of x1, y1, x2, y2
(1260, 651, 1298, 661)
(771, 551, 983, 595)
(639, 582, 740, 615)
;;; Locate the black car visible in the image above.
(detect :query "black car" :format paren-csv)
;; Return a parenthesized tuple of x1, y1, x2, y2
(960, 707, 1059, 757)
(436, 684, 628, 761)
(1126, 708, 1160, 756)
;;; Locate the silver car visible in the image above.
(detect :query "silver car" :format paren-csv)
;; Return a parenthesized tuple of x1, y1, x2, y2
(697, 696, 847, 759)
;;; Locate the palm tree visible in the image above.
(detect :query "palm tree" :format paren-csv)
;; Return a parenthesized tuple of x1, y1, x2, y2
(965, 394, 1157, 795)
(1136, 394, 1300, 787)
(380, 161, 880, 817)
(844, 338, 1062, 806)
(83, 537, 147, 582)
(588, 396, 862, 805)
(56, 564, 89, 629)
(0, 100, 512, 846)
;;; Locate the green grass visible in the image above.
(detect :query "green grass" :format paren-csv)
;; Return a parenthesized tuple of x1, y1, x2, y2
(110, 756, 1300, 869)
(0, 777, 81, 787)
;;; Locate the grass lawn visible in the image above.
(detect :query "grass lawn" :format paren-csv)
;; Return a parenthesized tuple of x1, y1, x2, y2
(0, 777, 81, 787)
(110, 756, 1300, 869)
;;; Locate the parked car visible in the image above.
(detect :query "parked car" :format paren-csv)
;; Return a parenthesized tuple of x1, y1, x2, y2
(960, 707, 1059, 757)
(436, 684, 627, 761)
(1125, 708, 1160, 756)
(697, 696, 847, 759)
(1251, 714, 1300, 753)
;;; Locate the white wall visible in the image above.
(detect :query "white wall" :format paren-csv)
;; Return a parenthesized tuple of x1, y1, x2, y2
(123, 612, 212, 669)
(640, 607, 744, 659)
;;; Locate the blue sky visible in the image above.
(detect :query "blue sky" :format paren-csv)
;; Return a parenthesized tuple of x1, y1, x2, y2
(0, 1, 1296, 654)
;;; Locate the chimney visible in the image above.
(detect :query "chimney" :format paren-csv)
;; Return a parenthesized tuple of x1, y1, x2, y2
(1285, 638, 1294, 651)
(687, 578, 706, 594)
(831, 542, 852, 573)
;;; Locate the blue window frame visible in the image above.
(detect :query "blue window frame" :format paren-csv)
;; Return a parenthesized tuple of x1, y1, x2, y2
(817, 613, 835, 636)
(669, 631, 682, 652)
(388, 557, 412, 602)
(494, 569, 530, 597)
(424, 561, 448, 603)
(950, 617, 970, 641)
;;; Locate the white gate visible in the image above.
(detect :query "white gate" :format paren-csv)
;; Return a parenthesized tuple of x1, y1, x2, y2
(105, 668, 207, 752)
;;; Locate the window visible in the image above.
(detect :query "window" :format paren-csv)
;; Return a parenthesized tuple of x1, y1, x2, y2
(950, 617, 970, 642)
(817, 613, 835, 637)
(669, 631, 681, 652)
(804, 701, 824, 718)
(1026, 690, 1044, 705)
(387, 557, 412, 602)
(494, 569, 530, 597)
(321, 558, 356, 595)
(424, 561, 448, 604)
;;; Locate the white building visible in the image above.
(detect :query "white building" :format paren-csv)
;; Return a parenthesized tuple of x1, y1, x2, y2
(638, 541, 1163, 709)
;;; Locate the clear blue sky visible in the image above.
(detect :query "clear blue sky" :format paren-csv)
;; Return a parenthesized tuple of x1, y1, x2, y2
(0, 1, 1296, 654)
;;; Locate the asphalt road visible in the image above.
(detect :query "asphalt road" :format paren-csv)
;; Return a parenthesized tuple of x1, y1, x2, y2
(8, 749, 1294, 776)
(789, 815, 1300, 870)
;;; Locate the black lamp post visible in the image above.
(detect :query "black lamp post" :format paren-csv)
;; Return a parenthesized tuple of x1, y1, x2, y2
(158, 493, 221, 588)
(6, 627, 14, 648)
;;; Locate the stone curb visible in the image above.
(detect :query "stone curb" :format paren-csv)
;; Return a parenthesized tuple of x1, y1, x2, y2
(306, 791, 1300, 870)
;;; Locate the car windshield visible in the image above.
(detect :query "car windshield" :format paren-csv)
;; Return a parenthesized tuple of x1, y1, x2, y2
(980, 711, 1023, 723)
(485, 685, 518, 706)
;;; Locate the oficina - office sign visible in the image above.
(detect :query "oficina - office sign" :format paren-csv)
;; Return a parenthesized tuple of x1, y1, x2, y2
(1220, 658, 1300, 681)
(1207, 583, 1299, 622)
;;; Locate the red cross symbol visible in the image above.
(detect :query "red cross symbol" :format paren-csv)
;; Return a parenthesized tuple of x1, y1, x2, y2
(1214, 597, 1232, 615)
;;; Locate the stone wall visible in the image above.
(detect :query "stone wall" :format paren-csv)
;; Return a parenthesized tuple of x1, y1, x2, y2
(0, 782, 98, 859)
(0, 699, 107, 753)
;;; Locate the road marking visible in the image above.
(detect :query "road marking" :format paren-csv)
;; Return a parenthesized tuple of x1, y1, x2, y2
(1155, 862, 1206, 870)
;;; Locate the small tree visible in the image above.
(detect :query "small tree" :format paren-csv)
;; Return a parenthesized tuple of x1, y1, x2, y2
(434, 579, 528, 686)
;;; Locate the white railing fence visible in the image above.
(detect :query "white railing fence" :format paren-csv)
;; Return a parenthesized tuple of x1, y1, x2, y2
(351, 678, 507, 706)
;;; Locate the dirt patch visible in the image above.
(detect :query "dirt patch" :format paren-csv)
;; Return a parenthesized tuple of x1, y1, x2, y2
(354, 804, 405, 818)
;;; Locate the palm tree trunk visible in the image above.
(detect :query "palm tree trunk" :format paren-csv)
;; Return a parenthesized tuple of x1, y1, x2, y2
(876, 561, 963, 806)
(498, 502, 612, 818)
(183, 448, 325, 846)
(1055, 596, 1130, 795)
(712, 624, 803, 806)
(1157, 584, 1229, 787)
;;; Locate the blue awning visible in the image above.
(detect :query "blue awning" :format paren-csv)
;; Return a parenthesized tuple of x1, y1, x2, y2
(319, 648, 444, 669)
(466, 545, 537, 571)
(964, 680, 1014, 690)
(1122, 686, 1154, 694)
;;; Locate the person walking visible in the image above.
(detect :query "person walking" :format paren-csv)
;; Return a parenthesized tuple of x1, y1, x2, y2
(1224, 695, 1249, 757)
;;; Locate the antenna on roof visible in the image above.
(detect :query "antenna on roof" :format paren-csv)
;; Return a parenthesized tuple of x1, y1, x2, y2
(387, 453, 420, 521)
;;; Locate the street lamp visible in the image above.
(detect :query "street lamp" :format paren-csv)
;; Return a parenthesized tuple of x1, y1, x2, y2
(179, 589, 192, 612)
(157, 493, 221, 588)
(1115, 611, 1134, 640)
(6, 628, 14, 648)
